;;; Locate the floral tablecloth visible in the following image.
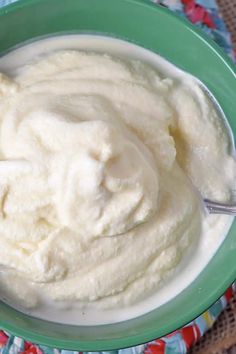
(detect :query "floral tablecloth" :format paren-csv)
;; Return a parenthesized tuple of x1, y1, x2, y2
(0, 0, 235, 353)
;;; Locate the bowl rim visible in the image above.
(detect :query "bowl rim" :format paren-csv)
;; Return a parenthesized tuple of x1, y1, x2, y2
(0, 0, 236, 351)
(1, 0, 235, 75)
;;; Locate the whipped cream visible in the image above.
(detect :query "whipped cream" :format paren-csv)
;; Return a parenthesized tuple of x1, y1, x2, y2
(0, 39, 235, 324)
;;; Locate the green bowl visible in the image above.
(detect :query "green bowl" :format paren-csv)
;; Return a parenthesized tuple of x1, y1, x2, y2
(0, 0, 236, 351)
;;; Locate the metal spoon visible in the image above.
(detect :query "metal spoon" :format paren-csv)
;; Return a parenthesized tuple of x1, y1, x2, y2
(204, 199, 236, 215)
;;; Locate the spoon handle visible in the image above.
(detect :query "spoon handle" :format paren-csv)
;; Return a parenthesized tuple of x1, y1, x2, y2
(204, 199, 236, 215)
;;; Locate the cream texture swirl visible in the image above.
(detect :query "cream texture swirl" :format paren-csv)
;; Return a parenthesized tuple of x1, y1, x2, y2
(0, 51, 234, 309)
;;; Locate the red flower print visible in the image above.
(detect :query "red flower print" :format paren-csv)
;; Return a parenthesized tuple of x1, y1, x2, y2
(144, 339, 166, 354)
(225, 287, 234, 302)
(0, 331, 9, 346)
(181, 0, 216, 29)
(181, 324, 201, 349)
(22, 341, 43, 354)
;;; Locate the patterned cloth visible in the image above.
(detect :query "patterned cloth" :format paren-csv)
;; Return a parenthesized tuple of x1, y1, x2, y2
(0, 0, 235, 353)
(152, 0, 235, 60)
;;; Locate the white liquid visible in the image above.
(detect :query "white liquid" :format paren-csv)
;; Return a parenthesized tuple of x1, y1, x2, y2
(0, 35, 234, 325)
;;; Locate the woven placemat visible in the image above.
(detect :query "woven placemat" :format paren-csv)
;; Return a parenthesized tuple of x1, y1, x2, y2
(217, 0, 236, 48)
(190, 292, 236, 354)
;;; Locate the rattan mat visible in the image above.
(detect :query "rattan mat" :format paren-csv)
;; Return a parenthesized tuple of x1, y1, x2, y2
(190, 292, 236, 353)
(217, 0, 236, 47)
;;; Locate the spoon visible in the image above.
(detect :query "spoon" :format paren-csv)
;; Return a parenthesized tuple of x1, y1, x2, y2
(204, 199, 236, 215)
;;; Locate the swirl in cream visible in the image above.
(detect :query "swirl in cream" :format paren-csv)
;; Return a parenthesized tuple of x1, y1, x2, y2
(0, 51, 234, 312)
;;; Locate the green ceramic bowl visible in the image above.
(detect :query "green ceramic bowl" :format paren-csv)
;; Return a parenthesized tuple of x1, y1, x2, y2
(0, 0, 236, 351)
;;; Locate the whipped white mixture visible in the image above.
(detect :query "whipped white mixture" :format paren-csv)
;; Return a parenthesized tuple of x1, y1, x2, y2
(0, 36, 235, 325)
